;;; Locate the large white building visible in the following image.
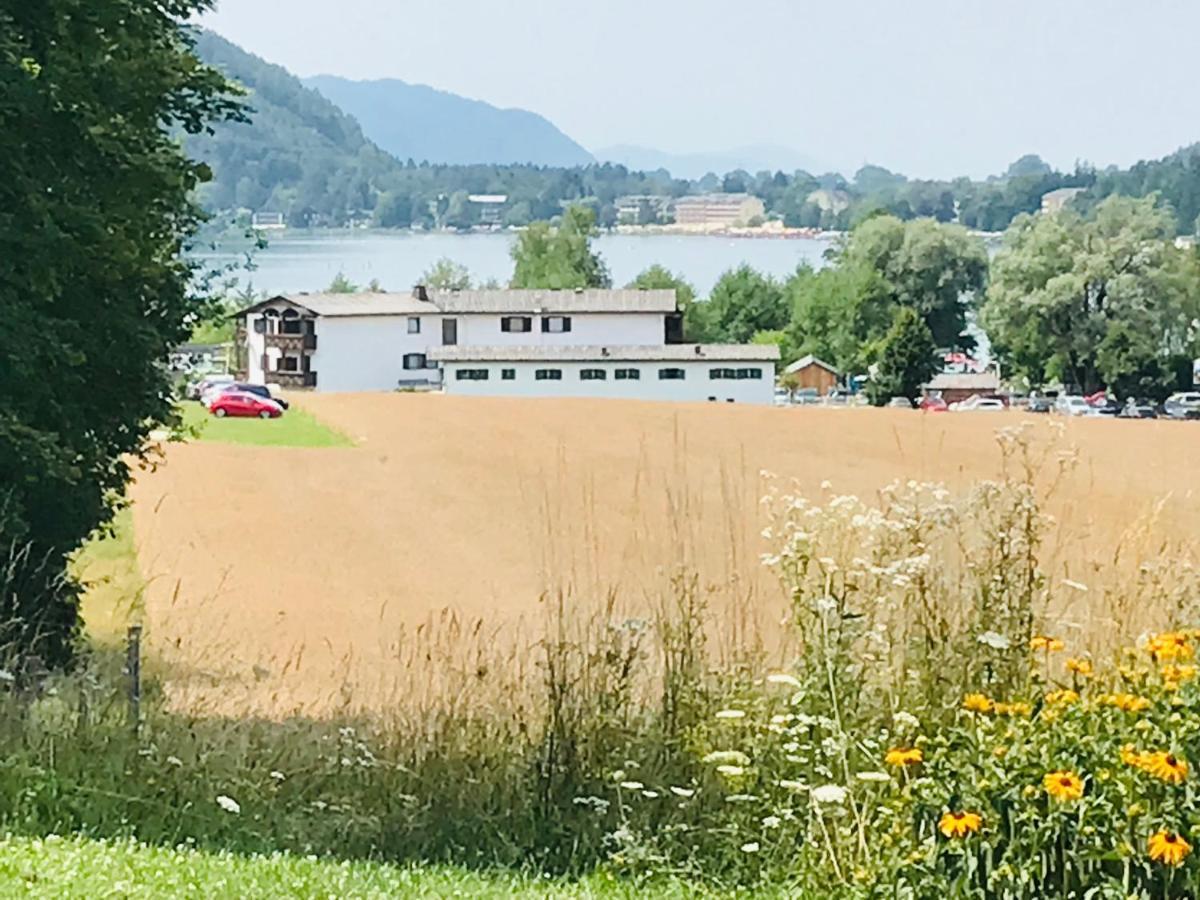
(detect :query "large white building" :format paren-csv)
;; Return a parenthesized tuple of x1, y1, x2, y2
(235, 287, 778, 403)
(431, 344, 779, 404)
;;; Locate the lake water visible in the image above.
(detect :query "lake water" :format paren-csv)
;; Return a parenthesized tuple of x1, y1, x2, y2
(208, 230, 833, 297)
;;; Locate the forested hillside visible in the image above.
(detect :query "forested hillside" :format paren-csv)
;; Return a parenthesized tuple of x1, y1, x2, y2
(304, 76, 594, 168)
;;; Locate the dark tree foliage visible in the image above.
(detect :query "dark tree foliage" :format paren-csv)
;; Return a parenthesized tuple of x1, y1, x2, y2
(0, 1, 242, 663)
(866, 307, 940, 405)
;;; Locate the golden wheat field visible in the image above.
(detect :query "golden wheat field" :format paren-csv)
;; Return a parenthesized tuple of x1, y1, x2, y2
(122, 395, 1200, 716)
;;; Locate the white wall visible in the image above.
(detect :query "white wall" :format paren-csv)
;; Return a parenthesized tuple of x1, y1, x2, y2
(439, 360, 775, 405)
(245, 319, 265, 382)
(314, 317, 439, 392)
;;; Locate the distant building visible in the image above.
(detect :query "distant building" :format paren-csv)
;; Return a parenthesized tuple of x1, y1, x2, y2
(1040, 187, 1085, 215)
(251, 211, 286, 230)
(615, 194, 669, 225)
(1176, 235, 1196, 250)
(672, 193, 765, 227)
(922, 371, 1001, 406)
(468, 194, 508, 226)
(782, 355, 839, 394)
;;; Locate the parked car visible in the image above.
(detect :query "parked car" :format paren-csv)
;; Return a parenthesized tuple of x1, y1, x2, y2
(1162, 392, 1200, 420)
(1026, 395, 1054, 414)
(187, 373, 234, 401)
(824, 388, 854, 407)
(919, 394, 949, 413)
(1119, 398, 1159, 419)
(773, 387, 791, 407)
(222, 382, 290, 409)
(886, 396, 914, 409)
(950, 395, 1006, 412)
(1055, 395, 1092, 417)
(1087, 397, 1121, 417)
(793, 387, 821, 406)
(208, 391, 284, 419)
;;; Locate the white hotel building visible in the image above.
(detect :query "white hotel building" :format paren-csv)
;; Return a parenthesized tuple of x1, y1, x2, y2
(235, 287, 778, 404)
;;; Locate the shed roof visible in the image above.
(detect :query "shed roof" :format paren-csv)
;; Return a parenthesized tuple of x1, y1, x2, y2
(783, 354, 839, 375)
(428, 344, 780, 363)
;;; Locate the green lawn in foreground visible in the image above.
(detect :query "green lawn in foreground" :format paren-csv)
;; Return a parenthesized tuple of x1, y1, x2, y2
(179, 401, 352, 448)
(0, 836, 723, 899)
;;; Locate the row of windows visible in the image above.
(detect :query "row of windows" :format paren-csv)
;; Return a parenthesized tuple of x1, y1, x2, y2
(452, 366, 762, 382)
(709, 368, 764, 380)
(406, 316, 573, 336)
(402, 353, 438, 370)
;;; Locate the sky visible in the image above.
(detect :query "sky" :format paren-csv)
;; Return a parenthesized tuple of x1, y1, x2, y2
(201, 0, 1200, 179)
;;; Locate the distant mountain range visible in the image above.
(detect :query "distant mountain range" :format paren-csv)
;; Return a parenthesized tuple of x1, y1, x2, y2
(595, 144, 836, 179)
(302, 75, 594, 169)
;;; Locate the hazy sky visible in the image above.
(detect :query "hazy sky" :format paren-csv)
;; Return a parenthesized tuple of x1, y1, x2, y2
(201, 0, 1200, 178)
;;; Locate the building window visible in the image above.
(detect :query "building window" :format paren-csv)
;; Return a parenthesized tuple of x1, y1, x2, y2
(614, 368, 641, 380)
(279, 356, 300, 372)
(403, 353, 426, 370)
(736, 367, 763, 380)
(500, 316, 532, 333)
(426, 356, 439, 369)
(407, 317, 421, 334)
(535, 368, 563, 381)
(281, 309, 303, 335)
(542, 316, 572, 334)
(455, 368, 489, 381)
(442, 318, 458, 345)
(709, 368, 735, 380)
(501, 368, 516, 381)
(658, 367, 686, 380)
(580, 368, 607, 380)
(253, 318, 266, 334)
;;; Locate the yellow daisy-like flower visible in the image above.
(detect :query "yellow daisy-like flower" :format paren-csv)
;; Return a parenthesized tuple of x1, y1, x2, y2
(1031, 635, 1065, 652)
(1161, 664, 1197, 685)
(1143, 751, 1189, 784)
(1104, 692, 1151, 712)
(1120, 744, 1148, 768)
(1045, 689, 1079, 705)
(884, 747, 923, 767)
(962, 693, 993, 714)
(938, 810, 982, 838)
(1065, 657, 1093, 677)
(1043, 770, 1084, 802)
(1148, 830, 1192, 866)
(993, 701, 1032, 717)
(1148, 632, 1194, 662)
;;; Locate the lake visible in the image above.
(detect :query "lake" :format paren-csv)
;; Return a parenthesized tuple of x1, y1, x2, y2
(207, 230, 833, 297)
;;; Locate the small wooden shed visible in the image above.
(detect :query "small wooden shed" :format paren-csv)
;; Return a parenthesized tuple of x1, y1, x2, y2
(782, 355, 839, 394)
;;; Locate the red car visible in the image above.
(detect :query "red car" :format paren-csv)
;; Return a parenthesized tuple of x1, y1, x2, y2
(209, 391, 283, 419)
(919, 394, 949, 413)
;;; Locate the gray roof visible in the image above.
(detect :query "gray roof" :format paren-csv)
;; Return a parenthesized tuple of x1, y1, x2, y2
(428, 344, 781, 363)
(237, 289, 677, 318)
(924, 372, 1001, 390)
(783, 354, 838, 375)
(430, 289, 676, 314)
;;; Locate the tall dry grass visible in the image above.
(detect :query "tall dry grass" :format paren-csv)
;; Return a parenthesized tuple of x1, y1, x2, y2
(2, 419, 1198, 889)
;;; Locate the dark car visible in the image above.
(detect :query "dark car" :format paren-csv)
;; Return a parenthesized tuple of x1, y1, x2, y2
(1089, 397, 1121, 417)
(1162, 392, 1200, 420)
(1119, 399, 1158, 419)
(1026, 395, 1054, 414)
(216, 382, 290, 410)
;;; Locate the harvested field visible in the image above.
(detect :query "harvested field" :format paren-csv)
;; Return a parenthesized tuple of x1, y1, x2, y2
(125, 395, 1200, 715)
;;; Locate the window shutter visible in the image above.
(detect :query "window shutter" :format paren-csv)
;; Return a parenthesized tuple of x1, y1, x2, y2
(563, 317, 572, 332)
(501, 318, 511, 333)
(541, 317, 550, 333)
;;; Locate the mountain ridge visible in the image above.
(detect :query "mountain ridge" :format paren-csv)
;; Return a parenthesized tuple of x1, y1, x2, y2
(303, 75, 594, 168)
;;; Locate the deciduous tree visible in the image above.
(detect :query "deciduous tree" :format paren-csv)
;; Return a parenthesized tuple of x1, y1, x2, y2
(510, 205, 610, 290)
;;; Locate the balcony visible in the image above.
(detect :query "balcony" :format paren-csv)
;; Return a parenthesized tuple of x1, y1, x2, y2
(269, 371, 317, 389)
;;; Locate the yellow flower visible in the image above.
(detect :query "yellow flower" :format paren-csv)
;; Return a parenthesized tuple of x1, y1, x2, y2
(1103, 692, 1151, 712)
(1120, 744, 1148, 768)
(938, 810, 982, 838)
(1031, 635, 1065, 652)
(994, 701, 1032, 717)
(962, 693, 993, 714)
(1148, 830, 1192, 866)
(1065, 658, 1093, 677)
(1043, 770, 1084, 802)
(884, 747, 923, 767)
(1143, 751, 1189, 784)
(1161, 664, 1197, 686)
(1148, 632, 1194, 662)
(1045, 689, 1079, 705)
